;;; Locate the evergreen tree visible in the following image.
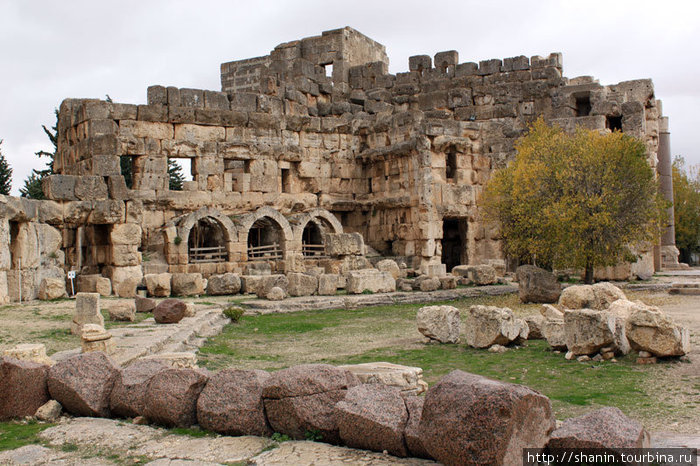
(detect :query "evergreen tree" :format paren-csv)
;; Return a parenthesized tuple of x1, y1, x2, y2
(0, 140, 13, 195)
(20, 109, 58, 199)
(168, 159, 184, 191)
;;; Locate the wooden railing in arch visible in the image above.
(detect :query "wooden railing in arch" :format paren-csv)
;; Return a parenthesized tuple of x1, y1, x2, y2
(189, 245, 227, 263)
(302, 243, 327, 259)
(247, 243, 283, 260)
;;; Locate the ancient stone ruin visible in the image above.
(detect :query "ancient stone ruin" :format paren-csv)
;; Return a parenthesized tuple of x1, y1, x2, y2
(0, 27, 683, 302)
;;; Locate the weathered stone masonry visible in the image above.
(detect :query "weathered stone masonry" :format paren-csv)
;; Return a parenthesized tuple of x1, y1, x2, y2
(0, 27, 679, 302)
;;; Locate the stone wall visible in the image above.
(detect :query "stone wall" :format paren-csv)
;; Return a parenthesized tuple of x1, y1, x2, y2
(18, 27, 668, 289)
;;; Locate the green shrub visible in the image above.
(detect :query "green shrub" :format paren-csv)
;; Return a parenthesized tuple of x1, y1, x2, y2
(361, 289, 374, 294)
(223, 306, 244, 323)
(271, 432, 291, 442)
(304, 429, 323, 442)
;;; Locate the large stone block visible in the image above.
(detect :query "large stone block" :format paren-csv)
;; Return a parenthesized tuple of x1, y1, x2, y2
(516, 265, 561, 303)
(197, 368, 272, 436)
(547, 407, 649, 450)
(335, 384, 409, 457)
(42, 175, 77, 201)
(108, 266, 143, 298)
(317, 274, 339, 295)
(110, 223, 142, 245)
(324, 233, 364, 256)
(109, 359, 167, 418)
(346, 269, 395, 294)
(171, 273, 204, 296)
(563, 309, 628, 355)
(145, 273, 171, 297)
(451, 264, 497, 285)
(287, 272, 318, 297)
(38, 277, 66, 300)
(47, 352, 119, 418)
(143, 368, 209, 428)
(206, 273, 241, 295)
(416, 305, 460, 343)
(262, 364, 359, 444)
(74, 176, 108, 201)
(626, 306, 690, 357)
(420, 370, 555, 466)
(71, 292, 104, 335)
(0, 357, 50, 420)
(464, 305, 529, 348)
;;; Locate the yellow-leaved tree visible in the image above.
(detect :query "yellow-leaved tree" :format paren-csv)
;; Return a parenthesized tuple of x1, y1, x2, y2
(483, 118, 665, 283)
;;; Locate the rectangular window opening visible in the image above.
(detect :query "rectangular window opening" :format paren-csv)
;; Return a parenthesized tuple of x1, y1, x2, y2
(446, 151, 457, 180)
(119, 155, 134, 189)
(575, 95, 591, 117)
(281, 168, 291, 193)
(606, 115, 623, 132)
(167, 158, 194, 191)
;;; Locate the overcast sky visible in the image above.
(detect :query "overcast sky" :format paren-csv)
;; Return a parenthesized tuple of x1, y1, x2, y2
(1, 0, 699, 195)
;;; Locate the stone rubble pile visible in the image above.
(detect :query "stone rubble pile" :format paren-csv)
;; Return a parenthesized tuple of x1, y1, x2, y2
(0, 354, 652, 465)
(414, 282, 690, 362)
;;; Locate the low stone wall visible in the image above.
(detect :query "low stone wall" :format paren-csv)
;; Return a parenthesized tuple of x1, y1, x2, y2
(0, 354, 650, 464)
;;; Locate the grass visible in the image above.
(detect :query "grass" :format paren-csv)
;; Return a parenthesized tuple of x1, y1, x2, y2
(0, 421, 55, 451)
(198, 291, 686, 424)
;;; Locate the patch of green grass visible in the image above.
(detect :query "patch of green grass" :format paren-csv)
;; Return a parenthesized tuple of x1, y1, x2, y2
(323, 340, 658, 419)
(61, 443, 79, 452)
(0, 421, 55, 451)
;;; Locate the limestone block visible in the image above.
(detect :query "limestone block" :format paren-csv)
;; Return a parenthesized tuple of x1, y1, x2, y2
(626, 306, 690, 357)
(108, 266, 143, 298)
(2, 343, 54, 366)
(110, 224, 142, 245)
(74, 176, 108, 201)
(144, 273, 171, 297)
(120, 120, 174, 139)
(240, 275, 263, 294)
(71, 293, 104, 335)
(451, 264, 497, 285)
(206, 273, 241, 295)
(42, 175, 77, 201)
(171, 272, 204, 296)
(417, 305, 461, 343)
(108, 302, 136, 322)
(89, 200, 126, 224)
(77, 275, 112, 296)
(346, 269, 395, 294)
(80, 324, 116, 354)
(563, 309, 627, 356)
(464, 305, 529, 348)
(339, 362, 427, 396)
(317, 274, 339, 295)
(255, 275, 289, 298)
(287, 272, 318, 297)
(542, 319, 567, 350)
(38, 278, 66, 300)
(375, 259, 400, 279)
(324, 233, 364, 256)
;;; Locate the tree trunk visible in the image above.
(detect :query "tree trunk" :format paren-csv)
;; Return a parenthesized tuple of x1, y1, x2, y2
(584, 261, 594, 284)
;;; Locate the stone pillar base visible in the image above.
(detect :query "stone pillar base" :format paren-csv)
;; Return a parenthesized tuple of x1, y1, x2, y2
(661, 245, 688, 270)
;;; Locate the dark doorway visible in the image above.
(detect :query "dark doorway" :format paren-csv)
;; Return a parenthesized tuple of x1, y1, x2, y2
(446, 150, 457, 181)
(302, 221, 326, 257)
(606, 115, 623, 132)
(575, 94, 591, 117)
(188, 217, 228, 263)
(441, 218, 468, 273)
(247, 217, 284, 260)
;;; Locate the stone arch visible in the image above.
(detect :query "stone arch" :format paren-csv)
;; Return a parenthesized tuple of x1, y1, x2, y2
(236, 207, 293, 261)
(173, 208, 237, 263)
(289, 208, 343, 244)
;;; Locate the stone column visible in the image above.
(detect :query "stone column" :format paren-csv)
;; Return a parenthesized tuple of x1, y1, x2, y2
(657, 117, 681, 268)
